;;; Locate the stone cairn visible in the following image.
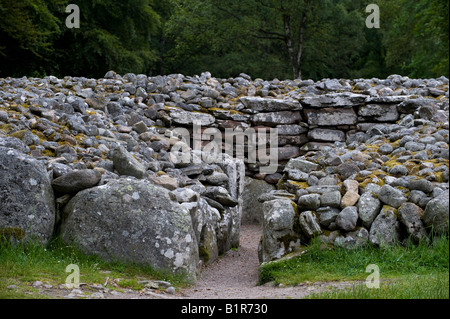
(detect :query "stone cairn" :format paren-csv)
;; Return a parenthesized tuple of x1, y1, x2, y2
(0, 71, 448, 276)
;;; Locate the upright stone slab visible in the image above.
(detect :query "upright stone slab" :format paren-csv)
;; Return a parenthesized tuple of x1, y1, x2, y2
(0, 147, 55, 245)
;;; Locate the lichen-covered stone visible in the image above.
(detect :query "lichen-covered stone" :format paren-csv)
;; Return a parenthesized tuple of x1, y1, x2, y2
(0, 147, 55, 245)
(61, 178, 199, 280)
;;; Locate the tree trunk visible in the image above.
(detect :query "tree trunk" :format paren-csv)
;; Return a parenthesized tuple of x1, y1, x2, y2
(282, 1, 310, 80)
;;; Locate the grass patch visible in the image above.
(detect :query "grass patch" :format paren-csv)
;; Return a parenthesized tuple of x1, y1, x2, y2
(307, 273, 449, 299)
(259, 235, 449, 290)
(0, 237, 190, 299)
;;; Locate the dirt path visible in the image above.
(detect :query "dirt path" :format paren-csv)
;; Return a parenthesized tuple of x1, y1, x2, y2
(176, 224, 357, 299)
(22, 224, 358, 299)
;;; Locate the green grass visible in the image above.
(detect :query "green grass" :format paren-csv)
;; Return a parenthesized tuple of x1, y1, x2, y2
(0, 237, 190, 299)
(259, 235, 449, 298)
(307, 273, 449, 299)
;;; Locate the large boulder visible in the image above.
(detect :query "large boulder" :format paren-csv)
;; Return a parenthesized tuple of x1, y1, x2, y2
(60, 178, 199, 280)
(423, 191, 449, 234)
(0, 147, 55, 245)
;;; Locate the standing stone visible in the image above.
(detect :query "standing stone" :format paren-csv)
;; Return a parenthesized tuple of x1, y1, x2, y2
(242, 177, 275, 225)
(357, 192, 382, 228)
(423, 191, 449, 234)
(0, 147, 55, 245)
(369, 206, 402, 247)
(398, 203, 428, 243)
(259, 199, 297, 263)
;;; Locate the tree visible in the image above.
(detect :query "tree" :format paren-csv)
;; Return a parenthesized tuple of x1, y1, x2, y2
(0, 0, 67, 77)
(380, 0, 449, 78)
(57, 0, 161, 77)
(165, 0, 367, 80)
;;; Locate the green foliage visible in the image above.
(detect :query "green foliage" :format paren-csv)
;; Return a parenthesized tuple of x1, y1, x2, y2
(0, 236, 189, 298)
(0, 0, 67, 76)
(58, 0, 161, 77)
(259, 235, 449, 286)
(307, 273, 449, 299)
(0, 0, 448, 79)
(380, 0, 449, 78)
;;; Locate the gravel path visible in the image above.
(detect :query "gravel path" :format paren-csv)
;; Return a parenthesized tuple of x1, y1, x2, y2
(176, 224, 358, 299)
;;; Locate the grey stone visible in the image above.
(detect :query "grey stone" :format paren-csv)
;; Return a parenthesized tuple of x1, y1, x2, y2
(172, 188, 199, 203)
(423, 191, 449, 234)
(378, 144, 394, 155)
(307, 128, 345, 142)
(285, 158, 320, 173)
(358, 104, 399, 122)
(317, 207, 340, 228)
(398, 203, 428, 243)
(299, 211, 322, 238)
(168, 107, 215, 126)
(0, 147, 55, 245)
(285, 169, 309, 181)
(307, 185, 341, 194)
(390, 165, 408, 176)
(112, 146, 146, 179)
(369, 206, 402, 247)
(336, 206, 358, 232)
(242, 177, 275, 225)
(0, 137, 30, 154)
(240, 97, 302, 112)
(203, 186, 238, 207)
(408, 179, 434, 194)
(259, 199, 297, 262)
(298, 194, 321, 210)
(276, 124, 308, 135)
(304, 108, 357, 126)
(320, 191, 342, 208)
(52, 169, 102, 194)
(251, 111, 302, 126)
(278, 147, 301, 161)
(61, 178, 199, 280)
(205, 172, 229, 186)
(182, 198, 220, 264)
(357, 192, 382, 228)
(337, 163, 360, 180)
(404, 141, 425, 152)
(378, 185, 407, 208)
(106, 102, 123, 117)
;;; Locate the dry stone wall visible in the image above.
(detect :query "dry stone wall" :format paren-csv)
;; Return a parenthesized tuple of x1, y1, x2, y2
(0, 71, 448, 274)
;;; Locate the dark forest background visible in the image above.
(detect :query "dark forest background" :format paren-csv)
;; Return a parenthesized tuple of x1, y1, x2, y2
(0, 0, 448, 80)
